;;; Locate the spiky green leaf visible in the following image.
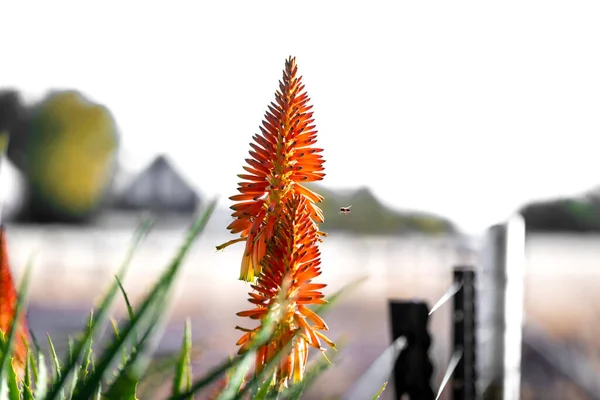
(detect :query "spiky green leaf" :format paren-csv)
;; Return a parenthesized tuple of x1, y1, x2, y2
(71, 200, 216, 400)
(371, 381, 388, 399)
(43, 217, 153, 400)
(172, 318, 192, 397)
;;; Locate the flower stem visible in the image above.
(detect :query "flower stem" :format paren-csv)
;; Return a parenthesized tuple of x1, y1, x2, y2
(215, 237, 246, 251)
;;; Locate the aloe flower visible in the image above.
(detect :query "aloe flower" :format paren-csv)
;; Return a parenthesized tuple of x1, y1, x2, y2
(235, 195, 334, 385)
(0, 226, 29, 376)
(217, 57, 333, 387)
(217, 56, 326, 282)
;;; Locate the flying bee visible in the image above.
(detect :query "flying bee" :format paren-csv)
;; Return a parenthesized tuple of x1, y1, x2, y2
(339, 205, 352, 214)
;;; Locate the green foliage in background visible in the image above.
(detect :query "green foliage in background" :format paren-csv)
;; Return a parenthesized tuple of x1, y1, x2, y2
(520, 193, 600, 233)
(0, 201, 386, 399)
(1, 90, 119, 223)
(307, 184, 457, 236)
(24, 91, 119, 222)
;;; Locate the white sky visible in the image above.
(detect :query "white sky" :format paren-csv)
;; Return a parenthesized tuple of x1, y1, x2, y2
(1, 1, 600, 234)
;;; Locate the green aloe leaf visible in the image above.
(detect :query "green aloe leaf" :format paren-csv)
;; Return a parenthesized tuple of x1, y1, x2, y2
(168, 290, 285, 400)
(172, 319, 193, 398)
(35, 352, 48, 399)
(71, 200, 216, 400)
(6, 357, 21, 400)
(43, 217, 153, 400)
(371, 381, 388, 399)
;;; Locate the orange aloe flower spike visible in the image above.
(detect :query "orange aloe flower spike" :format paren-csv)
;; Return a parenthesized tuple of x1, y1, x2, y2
(217, 56, 326, 282)
(235, 195, 333, 386)
(0, 226, 30, 377)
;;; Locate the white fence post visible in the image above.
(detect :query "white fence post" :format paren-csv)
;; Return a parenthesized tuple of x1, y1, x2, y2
(503, 214, 526, 400)
(478, 213, 526, 400)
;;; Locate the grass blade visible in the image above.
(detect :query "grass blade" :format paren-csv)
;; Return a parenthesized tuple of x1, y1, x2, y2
(169, 357, 237, 400)
(111, 278, 184, 398)
(237, 348, 285, 400)
(136, 353, 188, 397)
(23, 352, 33, 400)
(343, 335, 405, 399)
(110, 317, 129, 368)
(235, 331, 305, 399)
(78, 312, 95, 383)
(253, 375, 275, 399)
(217, 352, 253, 400)
(23, 385, 35, 400)
(25, 335, 40, 382)
(234, 279, 363, 399)
(116, 276, 135, 322)
(66, 336, 80, 397)
(371, 381, 388, 399)
(76, 279, 165, 399)
(172, 318, 192, 397)
(71, 200, 216, 400)
(168, 290, 284, 400)
(46, 334, 65, 400)
(213, 275, 354, 400)
(35, 352, 48, 399)
(105, 268, 182, 399)
(0, 376, 6, 399)
(280, 352, 337, 400)
(220, 280, 298, 400)
(43, 217, 153, 400)
(6, 357, 20, 400)
(90, 356, 103, 400)
(103, 311, 161, 400)
(46, 334, 61, 381)
(312, 276, 367, 316)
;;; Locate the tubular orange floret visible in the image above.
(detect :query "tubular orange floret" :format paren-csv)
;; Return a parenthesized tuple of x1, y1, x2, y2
(235, 195, 333, 386)
(217, 56, 326, 282)
(0, 226, 30, 377)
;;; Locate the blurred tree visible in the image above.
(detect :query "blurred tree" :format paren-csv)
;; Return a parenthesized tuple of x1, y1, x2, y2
(520, 197, 600, 233)
(5, 90, 119, 223)
(0, 90, 27, 155)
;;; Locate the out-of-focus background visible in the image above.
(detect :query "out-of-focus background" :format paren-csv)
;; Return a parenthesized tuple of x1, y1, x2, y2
(1, 1, 600, 399)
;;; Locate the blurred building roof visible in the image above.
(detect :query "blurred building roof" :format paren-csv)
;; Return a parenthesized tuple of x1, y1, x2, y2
(112, 154, 201, 214)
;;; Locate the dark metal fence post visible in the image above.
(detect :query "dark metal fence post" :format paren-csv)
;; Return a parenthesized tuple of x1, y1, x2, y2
(388, 300, 434, 400)
(452, 266, 477, 400)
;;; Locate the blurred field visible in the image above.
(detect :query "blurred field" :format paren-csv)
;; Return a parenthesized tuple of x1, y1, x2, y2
(5, 214, 600, 399)
(520, 235, 600, 400)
